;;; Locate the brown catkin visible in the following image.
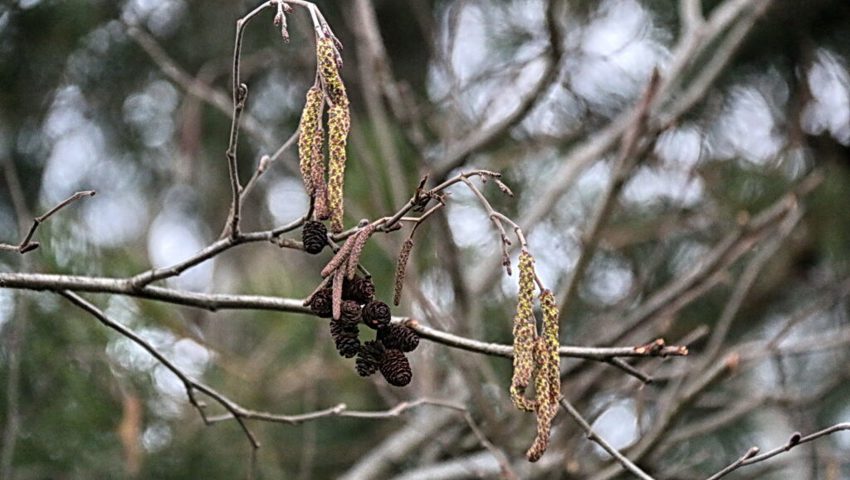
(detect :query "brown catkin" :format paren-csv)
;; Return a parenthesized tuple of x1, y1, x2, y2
(346, 224, 376, 280)
(511, 250, 538, 413)
(320, 233, 359, 278)
(393, 238, 414, 306)
(327, 103, 349, 233)
(297, 87, 323, 195)
(332, 267, 345, 321)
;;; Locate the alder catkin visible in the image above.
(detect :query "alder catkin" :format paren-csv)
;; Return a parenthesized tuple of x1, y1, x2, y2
(527, 338, 559, 462)
(393, 238, 414, 306)
(317, 38, 348, 107)
(297, 86, 323, 195)
(320, 233, 359, 278)
(327, 103, 349, 233)
(316, 37, 350, 233)
(346, 223, 376, 280)
(311, 130, 330, 221)
(510, 250, 538, 412)
(539, 289, 561, 408)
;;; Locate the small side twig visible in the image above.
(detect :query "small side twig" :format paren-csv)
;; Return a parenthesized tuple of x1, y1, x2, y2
(705, 424, 850, 480)
(59, 290, 260, 449)
(0, 190, 96, 254)
(559, 398, 655, 480)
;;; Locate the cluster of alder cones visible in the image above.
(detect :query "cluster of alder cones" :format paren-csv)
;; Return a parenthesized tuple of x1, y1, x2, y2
(302, 221, 419, 387)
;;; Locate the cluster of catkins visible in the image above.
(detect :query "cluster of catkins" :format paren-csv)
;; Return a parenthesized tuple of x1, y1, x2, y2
(511, 250, 561, 462)
(298, 37, 350, 233)
(302, 221, 419, 387)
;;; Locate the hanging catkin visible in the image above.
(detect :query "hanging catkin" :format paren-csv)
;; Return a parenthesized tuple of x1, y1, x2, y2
(510, 250, 538, 412)
(297, 86, 323, 196)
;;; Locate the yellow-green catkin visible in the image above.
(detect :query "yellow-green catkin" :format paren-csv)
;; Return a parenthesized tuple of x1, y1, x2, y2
(317, 37, 350, 233)
(539, 289, 561, 408)
(310, 122, 330, 220)
(511, 250, 537, 412)
(298, 86, 323, 195)
(526, 289, 561, 462)
(317, 38, 348, 108)
(327, 103, 349, 233)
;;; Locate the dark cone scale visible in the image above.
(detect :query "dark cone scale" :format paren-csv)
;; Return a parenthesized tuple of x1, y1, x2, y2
(343, 276, 376, 304)
(378, 324, 419, 352)
(330, 320, 360, 358)
(308, 288, 333, 318)
(362, 300, 391, 330)
(379, 349, 412, 387)
(339, 300, 362, 325)
(355, 340, 385, 377)
(302, 220, 328, 254)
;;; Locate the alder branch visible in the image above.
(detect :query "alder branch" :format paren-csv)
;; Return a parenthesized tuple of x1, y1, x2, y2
(706, 424, 850, 480)
(430, 0, 563, 179)
(206, 395, 517, 477)
(556, 69, 661, 312)
(560, 398, 655, 480)
(469, 0, 773, 298)
(125, 24, 276, 149)
(0, 271, 688, 362)
(0, 190, 95, 254)
(59, 290, 261, 449)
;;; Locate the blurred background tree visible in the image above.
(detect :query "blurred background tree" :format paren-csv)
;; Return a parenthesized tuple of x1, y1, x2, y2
(1, 0, 850, 478)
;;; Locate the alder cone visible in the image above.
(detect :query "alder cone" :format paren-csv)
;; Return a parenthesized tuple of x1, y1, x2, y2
(302, 220, 328, 254)
(379, 349, 412, 387)
(329, 320, 360, 358)
(309, 288, 333, 318)
(377, 324, 419, 352)
(334, 335, 360, 358)
(329, 319, 358, 338)
(343, 276, 375, 304)
(362, 300, 391, 329)
(355, 340, 385, 377)
(339, 300, 362, 325)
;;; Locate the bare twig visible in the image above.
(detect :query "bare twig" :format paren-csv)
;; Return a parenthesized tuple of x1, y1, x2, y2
(706, 424, 850, 480)
(59, 291, 261, 449)
(430, 0, 563, 179)
(0, 190, 96, 254)
(560, 398, 655, 480)
(223, 2, 274, 239)
(555, 69, 661, 311)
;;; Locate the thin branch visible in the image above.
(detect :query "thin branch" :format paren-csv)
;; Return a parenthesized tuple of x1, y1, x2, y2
(560, 398, 655, 480)
(125, 24, 277, 150)
(430, 0, 563, 179)
(59, 290, 261, 449)
(223, 2, 274, 239)
(705, 424, 850, 480)
(555, 70, 661, 310)
(129, 215, 306, 288)
(0, 190, 96, 254)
